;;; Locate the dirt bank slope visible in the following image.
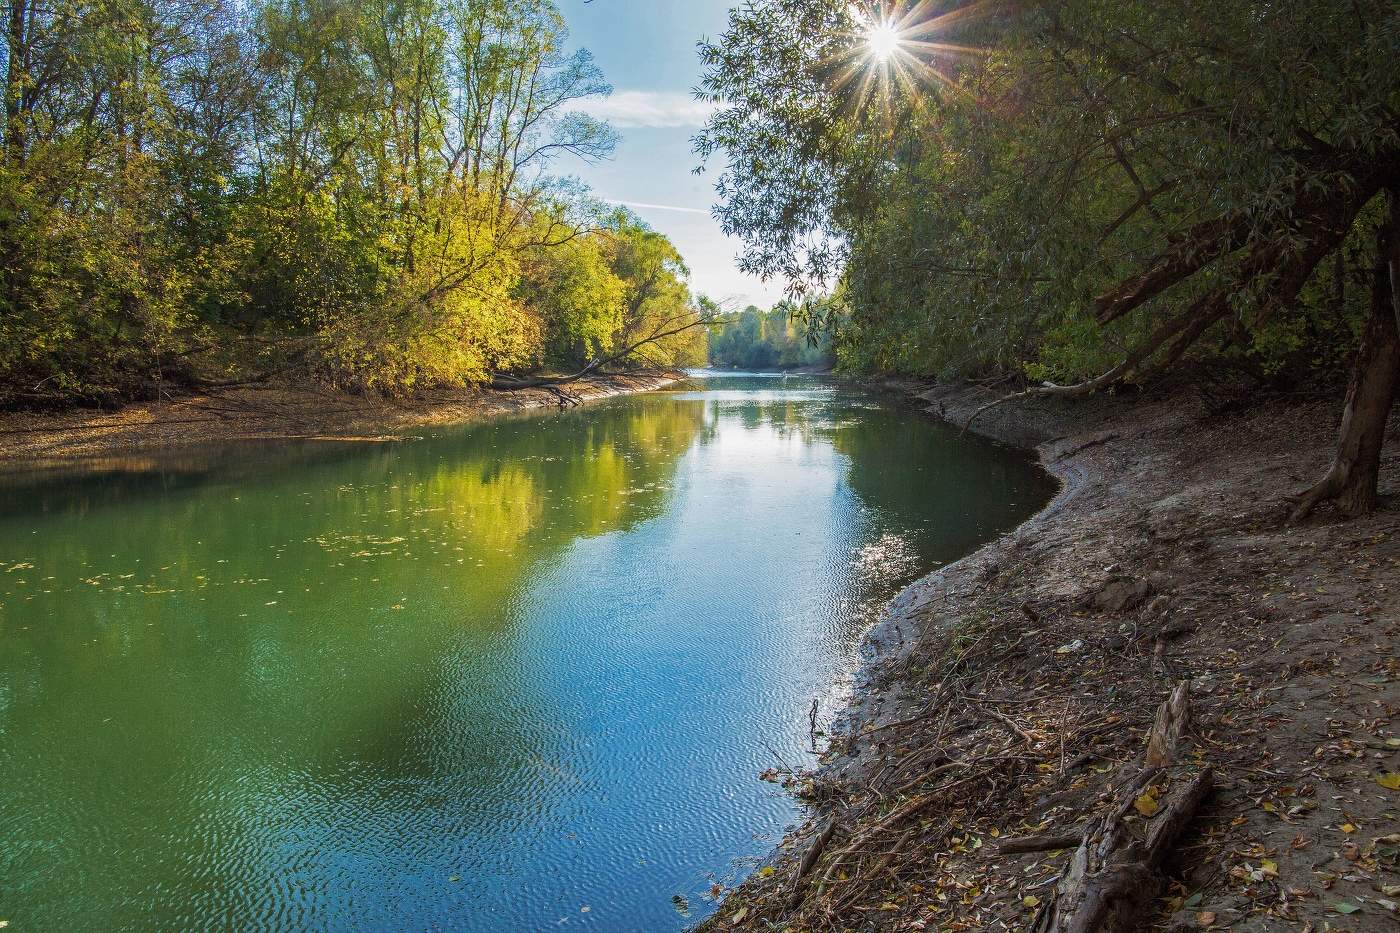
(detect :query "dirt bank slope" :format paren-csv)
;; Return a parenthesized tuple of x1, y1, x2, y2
(711, 377, 1400, 932)
(0, 371, 680, 471)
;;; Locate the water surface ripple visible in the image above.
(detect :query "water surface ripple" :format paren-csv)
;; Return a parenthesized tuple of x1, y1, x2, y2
(0, 374, 1054, 931)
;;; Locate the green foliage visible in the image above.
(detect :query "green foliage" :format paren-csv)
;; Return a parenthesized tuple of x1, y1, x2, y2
(517, 222, 625, 366)
(708, 302, 832, 370)
(603, 210, 708, 369)
(0, 0, 700, 404)
(697, 0, 1400, 386)
(0, 144, 202, 399)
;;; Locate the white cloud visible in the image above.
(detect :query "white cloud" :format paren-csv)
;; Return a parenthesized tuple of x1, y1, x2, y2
(575, 90, 717, 129)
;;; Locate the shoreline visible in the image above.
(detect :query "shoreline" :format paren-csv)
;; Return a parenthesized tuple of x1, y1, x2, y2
(711, 374, 1400, 931)
(0, 370, 683, 473)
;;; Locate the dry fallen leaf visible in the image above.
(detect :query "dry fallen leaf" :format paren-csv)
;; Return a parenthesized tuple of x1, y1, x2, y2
(730, 906, 748, 925)
(1375, 772, 1400, 790)
(1197, 910, 1217, 926)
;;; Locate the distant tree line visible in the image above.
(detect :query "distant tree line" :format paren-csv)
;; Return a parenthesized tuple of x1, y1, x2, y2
(0, 0, 707, 405)
(707, 301, 833, 370)
(697, 0, 1399, 516)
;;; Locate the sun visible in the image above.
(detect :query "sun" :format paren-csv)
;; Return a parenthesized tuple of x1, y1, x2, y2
(865, 19, 902, 62)
(827, 2, 992, 120)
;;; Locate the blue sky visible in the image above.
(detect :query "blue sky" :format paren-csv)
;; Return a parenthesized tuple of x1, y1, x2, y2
(555, 0, 789, 309)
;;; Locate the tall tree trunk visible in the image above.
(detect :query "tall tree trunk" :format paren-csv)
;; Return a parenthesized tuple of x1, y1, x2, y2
(3, 0, 28, 164)
(1, 0, 30, 320)
(1291, 190, 1400, 519)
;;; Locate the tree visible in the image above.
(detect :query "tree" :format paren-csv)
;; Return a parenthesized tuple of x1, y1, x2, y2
(243, 0, 614, 391)
(0, 0, 258, 400)
(0, 0, 698, 403)
(515, 214, 625, 367)
(490, 210, 714, 388)
(697, 0, 1400, 516)
(601, 209, 709, 370)
(708, 302, 833, 369)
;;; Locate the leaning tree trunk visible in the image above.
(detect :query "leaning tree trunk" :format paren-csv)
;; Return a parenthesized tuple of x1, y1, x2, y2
(1292, 190, 1400, 520)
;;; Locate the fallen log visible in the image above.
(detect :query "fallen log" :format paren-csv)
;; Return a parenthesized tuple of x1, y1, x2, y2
(1031, 681, 1212, 933)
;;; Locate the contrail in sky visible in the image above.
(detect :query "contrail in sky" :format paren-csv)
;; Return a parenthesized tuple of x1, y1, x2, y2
(603, 198, 711, 216)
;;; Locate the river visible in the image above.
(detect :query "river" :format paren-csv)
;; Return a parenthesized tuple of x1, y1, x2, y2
(0, 373, 1054, 931)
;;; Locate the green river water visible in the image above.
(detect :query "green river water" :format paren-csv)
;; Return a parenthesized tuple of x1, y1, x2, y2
(0, 373, 1054, 931)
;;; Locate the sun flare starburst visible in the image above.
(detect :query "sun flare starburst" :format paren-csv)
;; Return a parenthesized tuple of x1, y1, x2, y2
(832, 2, 992, 122)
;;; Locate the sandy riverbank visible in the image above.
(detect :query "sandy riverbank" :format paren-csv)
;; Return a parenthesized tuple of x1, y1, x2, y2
(0, 371, 682, 472)
(709, 374, 1400, 932)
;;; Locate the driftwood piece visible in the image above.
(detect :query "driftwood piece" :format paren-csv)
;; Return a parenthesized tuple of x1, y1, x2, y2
(795, 820, 835, 882)
(1031, 681, 1212, 933)
(989, 833, 1083, 857)
(786, 819, 838, 909)
(1145, 680, 1190, 767)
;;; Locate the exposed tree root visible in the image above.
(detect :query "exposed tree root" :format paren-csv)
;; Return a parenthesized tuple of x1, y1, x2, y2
(1031, 682, 1212, 933)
